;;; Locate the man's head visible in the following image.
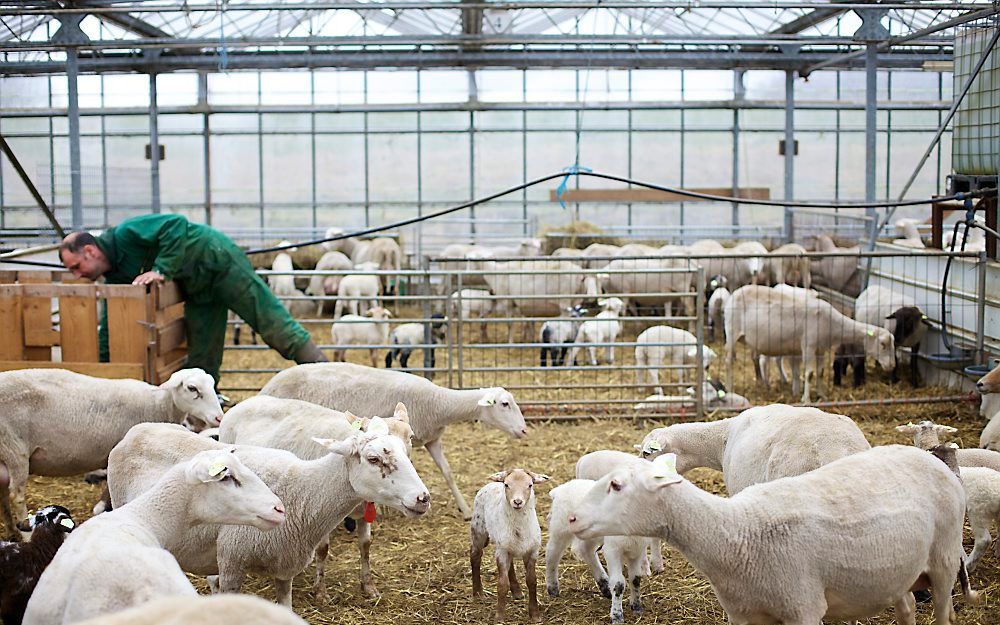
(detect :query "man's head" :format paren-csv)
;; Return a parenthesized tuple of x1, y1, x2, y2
(60, 231, 111, 280)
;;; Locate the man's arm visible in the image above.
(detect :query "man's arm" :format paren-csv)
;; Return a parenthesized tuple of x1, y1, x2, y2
(113, 214, 190, 280)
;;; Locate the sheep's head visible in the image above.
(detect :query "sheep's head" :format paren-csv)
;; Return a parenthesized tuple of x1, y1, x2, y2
(364, 306, 392, 321)
(488, 468, 549, 510)
(979, 413, 1000, 451)
(976, 359, 1000, 394)
(569, 453, 682, 540)
(16, 505, 76, 534)
(928, 443, 961, 476)
(597, 297, 626, 315)
(895, 420, 957, 450)
(476, 387, 528, 439)
(313, 417, 430, 518)
(519, 239, 543, 256)
(348, 402, 415, 455)
(163, 368, 223, 429)
(706, 274, 728, 295)
(185, 449, 285, 531)
(886, 306, 929, 346)
(863, 326, 896, 372)
(635, 427, 670, 460)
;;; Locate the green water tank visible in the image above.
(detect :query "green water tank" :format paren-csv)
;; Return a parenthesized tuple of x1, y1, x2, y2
(953, 26, 1000, 176)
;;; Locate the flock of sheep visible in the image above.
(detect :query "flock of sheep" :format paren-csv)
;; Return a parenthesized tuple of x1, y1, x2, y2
(0, 355, 998, 625)
(259, 230, 935, 410)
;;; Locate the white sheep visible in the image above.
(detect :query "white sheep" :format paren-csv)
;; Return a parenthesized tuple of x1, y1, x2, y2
(307, 250, 353, 316)
(811, 233, 862, 295)
(470, 468, 549, 623)
(634, 325, 716, 395)
(352, 237, 402, 295)
(600, 257, 694, 321)
(581, 243, 621, 268)
(894, 218, 926, 248)
(724, 285, 895, 402)
(568, 297, 626, 366)
(706, 285, 729, 342)
(260, 362, 528, 519)
(0, 368, 221, 540)
(568, 446, 977, 625)
(855, 285, 929, 385)
(551, 247, 584, 259)
(108, 418, 430, 608)
(631, 381, 751, 413)
(450, 288, 501, 342)
(765, 242, 811, 288)
(219, 396, 414, 600)
(330, 306, 392, 367)
(895, 420, 1000, 471)
(539, 305, 587, 367)
(981, 412, 1000, 452)
(636, 403, 870, 495)
(731, 241, 769, 285)
(546, 478, 649, 624)
(482, 259, 598, 322)
(385, 316, 446, 371)
(958, 466, 1000, 572)
(615, 243, 659, 257)
(24, 449, 285, 625)
(267, 243, 297, 295)
(72, 595, 308, 625)
(333, 263, 382, 318)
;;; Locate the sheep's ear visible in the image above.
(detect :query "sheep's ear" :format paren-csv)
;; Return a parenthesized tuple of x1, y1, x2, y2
(313, 436, 358, 457)
(477, 390, 497, 406)
(392, 402, 409, 423)
(191, 456, 232, 483)
(363, 309, 374, 317)
(597, 298, 608, 306)
(895, 424, 920, 435)
(529, 472, 551, 484)
(933, 424, 958, 434)
(487, 471, 508, 482)
(365, 416, 390, 436)
(633, 443, 643, 452)
(646, 453, 683, 487)
(886, 312, 896, 320)
(686, 347, 698, 358)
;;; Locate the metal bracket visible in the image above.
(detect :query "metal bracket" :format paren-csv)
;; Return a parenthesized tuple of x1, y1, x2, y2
(853, 9, 889, 42)
(51, 14, 90, 46)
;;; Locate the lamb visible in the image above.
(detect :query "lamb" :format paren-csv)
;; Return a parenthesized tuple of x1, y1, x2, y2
(385, 315, 446, 371)
(956, 466, 1000, 572)
(977, 361, 1000, 424)
(765, 242, 811, 288)
(24, 449, 285, 625)
(219, 396, 414, 600)
(483, 259, 598, 319)
(450, 289, 502, 342)
(894, 218, 926, 248)
(568, 298, 626, 366)
(0, 368, 221, 540)
(267, 243, 297, 295)
(895, 420, 1000, 471)
(600, 257, 694, 320)
(260, 362, 527, 519)
(352, 237, 402, 295)
(333, 263, 382, 318)
(330, 306, 392, 367)
(981, 412, 1000, 452)
(546, 479, 649, 624)
(470, 469, 549, 623)
(811, 233, 861, 295)
(0, 506, 76, 625)
(539, 305, 587, 367)
(634, 325, 716, 395)
(731, 241, 769, 285)
(631, 381, 751, 413)
(307, 250, 353, 316)
(581, 243, 620, 268)
(706, 283, 729, 342)
(855, 285, 929, 385)
(635, 403, 871, 495)
(108, 418, 429, 608)
(724, 285, 895, 402)
(567, 446, 977, 625)
(72, 595, 308, 625)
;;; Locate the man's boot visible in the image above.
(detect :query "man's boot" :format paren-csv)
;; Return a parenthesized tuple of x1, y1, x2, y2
(293, 339, 328, 364)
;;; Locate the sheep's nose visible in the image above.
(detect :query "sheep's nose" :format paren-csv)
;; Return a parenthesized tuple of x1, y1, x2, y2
(977, 381, 984, 389)
(512, 499, 524, 508)
(274, 504, 286, 515)
(520, 427, 529, 437)
(568, 515, 577, 524)
(416, 493, 431, 505)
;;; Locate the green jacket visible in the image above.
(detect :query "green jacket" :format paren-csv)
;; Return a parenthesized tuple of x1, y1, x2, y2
(96, 213, 245, 304)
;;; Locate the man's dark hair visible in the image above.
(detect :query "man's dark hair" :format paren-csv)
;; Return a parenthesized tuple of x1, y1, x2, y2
(60, 231, 99, 256)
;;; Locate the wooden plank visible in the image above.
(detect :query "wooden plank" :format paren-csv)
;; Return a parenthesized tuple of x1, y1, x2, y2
(96, 284, 146, 299)
(19, 284, 103, 298)
(0, 286, 24, 360)
(0, 360, 144, 379)
(156, 318, 186, 356)
(155, 281, 183, 309)
(154, 348, 188, 385)
(156, 301, 185, 327)
(24, 346, 51, 361)
(548, 187, 772, 203)
(59, 284, 99, 363)
(106, 296, 149, 365)
(0, 271, 16, 283)
(19, 273, 59, 347)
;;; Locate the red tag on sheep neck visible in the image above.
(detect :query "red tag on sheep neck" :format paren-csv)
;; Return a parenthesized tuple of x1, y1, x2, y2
(364, 501, 377, 523)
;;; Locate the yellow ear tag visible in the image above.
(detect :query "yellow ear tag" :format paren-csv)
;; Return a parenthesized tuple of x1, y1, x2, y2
(351, 419, 364, 430)
(866, 329, 875, 337)
(643, 440, 662, 454)
(59, 518, 75, 529)
(717, 390, 726, 399)
(921, 314, 928, 320)
(208, 461, 227, 477)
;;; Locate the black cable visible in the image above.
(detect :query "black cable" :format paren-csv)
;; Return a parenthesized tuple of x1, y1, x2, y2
(0, 257, 63, 268)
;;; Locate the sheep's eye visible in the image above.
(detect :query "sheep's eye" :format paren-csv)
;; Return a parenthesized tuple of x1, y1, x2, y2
(609, 480, 623, 492)
(366, 456, 381, 466)
(504, 483, 510, 489)
(221, 475, 241, 487)
(501, 401, 510, 408)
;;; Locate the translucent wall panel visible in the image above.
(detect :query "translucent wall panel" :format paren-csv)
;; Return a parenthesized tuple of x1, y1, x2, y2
(369, 134, 418, 203)
(836, 132, 867, 200)
(744, 70, 786, 100)
(262, 135, 311, 204)
(630, 132, 682, 186)
(478, 70, 523, 103)
(159, 136, 204, 206)
(794, 131, 838, 199)
(631, 70, 682, 101)
(419, 70, 468, 104)
(524, 132, 575, 201)
(578, 131, 628, 186)
(209, 73, 260, 106)
(684, 131, 733, 187)
(315, 134, 365, 204)
(0, 77, 50, 108)
(741, 131, 784, 198)
(526, 70, 576, 102)
(104, 136, 152, 207)
(421, 133, 471, 201)
(210, 135, 259, 204)
(474, 132, 524, 198)
(578, 69, 630, 102)
(1, 137, 50, 206)
(260, 71, 311, 106)
(157, 74, 198, 107)
(313, 71, 365, 105)
(367, 71, 417, 104)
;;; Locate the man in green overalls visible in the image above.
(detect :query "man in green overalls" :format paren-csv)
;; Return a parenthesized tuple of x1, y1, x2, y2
(58, 213, 327, 386)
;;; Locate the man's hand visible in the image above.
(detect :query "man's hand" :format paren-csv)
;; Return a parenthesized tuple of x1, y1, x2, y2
(132, 271, 165, 286)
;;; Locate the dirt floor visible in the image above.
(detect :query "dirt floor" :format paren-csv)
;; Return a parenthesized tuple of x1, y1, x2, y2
(20, 330, 999, 623)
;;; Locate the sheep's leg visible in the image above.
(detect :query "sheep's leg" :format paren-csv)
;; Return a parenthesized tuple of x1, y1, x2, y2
(334, 298, 343, 319)
(385, 349, 395, 369)
(2, 461, 28, 541)
(313, 535, 331, 602)
(789, 358, 801, 392)
(928, 568, 957, 625)
(757, 355, 769, 387)
(588, 345, 598, 367)
(725, 336, 737, 399)
(471, 529, 488, 598)
(274, 578, 294, 608)
(495, 551, 512, 622)
(358, 518, 380, 598)
(217, 564, 247, 598)
(626, 553, 645, 614)
(894, 591, 917, 625)
(524, 554, 541, 622)
(425, 437, 472, 520)
(648, 539, 664, 574)
(605, 548, 627, 624)
(966, 523, 992, 573)
(544, 528, 572, 597)
(577, 539, 611, 598)
(539, 347, 548, 368)
(910, 342, 921, 386)
(800, 354, 813, 403)
(399, 349, 410, 371)
(507, 562, 523, 599)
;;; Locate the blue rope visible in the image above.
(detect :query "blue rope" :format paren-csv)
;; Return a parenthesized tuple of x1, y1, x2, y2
(555, 164, 592, 210)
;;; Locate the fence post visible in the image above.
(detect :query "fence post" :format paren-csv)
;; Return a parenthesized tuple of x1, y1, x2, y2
(977, 251, 987, 364)
(421, 261, 433, 379)
(445, 270, 454, 389)
(456, 272, 464, 390)
(694, 265, 705, 419)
